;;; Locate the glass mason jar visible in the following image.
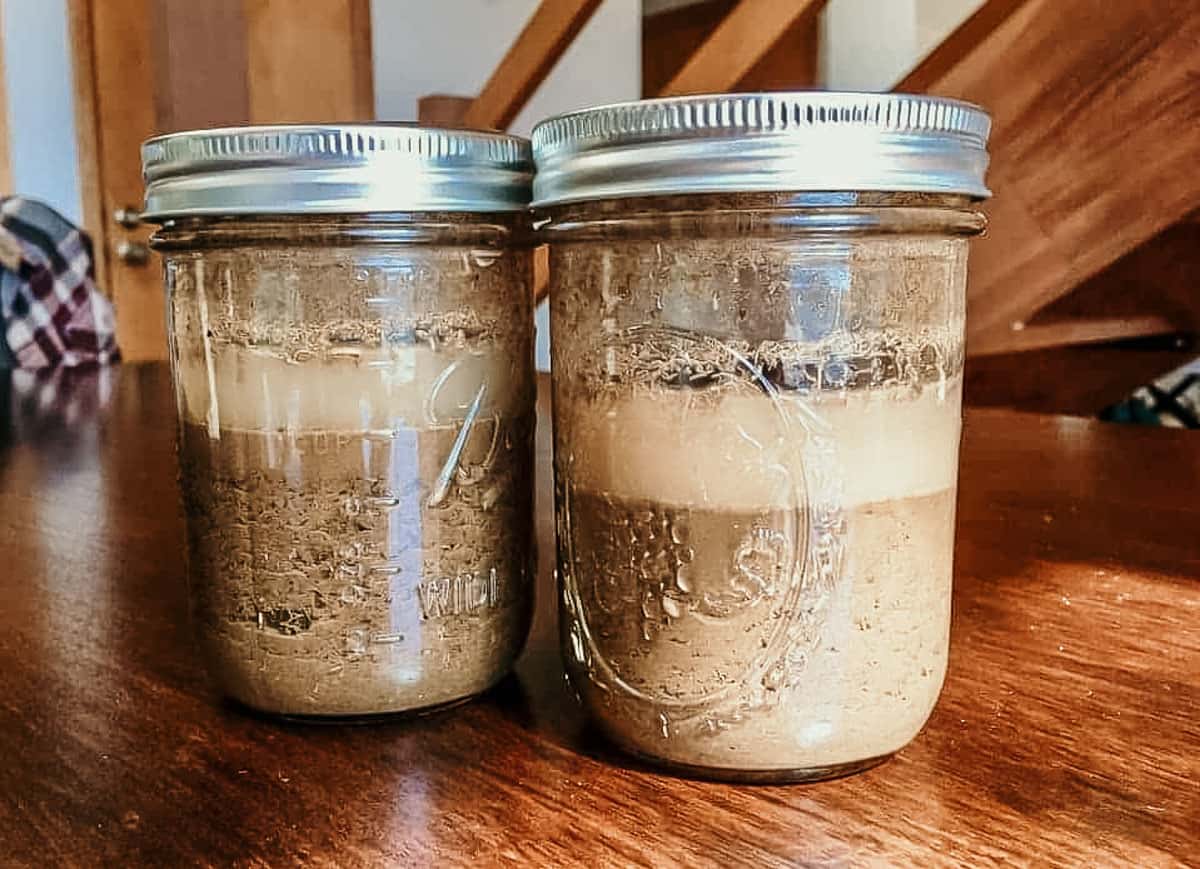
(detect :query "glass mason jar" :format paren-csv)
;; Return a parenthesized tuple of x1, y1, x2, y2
(533, 94, 991, 780)
(141, 126, 536, 717)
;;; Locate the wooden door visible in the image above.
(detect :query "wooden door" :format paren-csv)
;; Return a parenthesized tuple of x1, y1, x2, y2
(69, 0, 374, 362)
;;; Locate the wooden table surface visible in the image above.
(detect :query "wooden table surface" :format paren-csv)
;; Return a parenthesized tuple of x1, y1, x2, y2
(0, 364, 1196, 867)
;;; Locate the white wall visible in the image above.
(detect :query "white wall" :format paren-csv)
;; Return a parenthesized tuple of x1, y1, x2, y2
(821, 0, 918, 91)
(0, 0, 980, 368)
(821, 0, 984, 91)
(916, 0, 986, 60)
(2, 0, 82, 223)
(371, 0, 642, 372)
(371, 0, 641, 136)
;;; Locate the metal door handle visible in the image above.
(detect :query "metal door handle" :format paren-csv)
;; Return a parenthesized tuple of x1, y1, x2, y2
(116, 240, 151, 265)
(113, 206, 143, 229)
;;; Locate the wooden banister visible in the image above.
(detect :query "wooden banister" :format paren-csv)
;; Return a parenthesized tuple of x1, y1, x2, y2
(533, 246, 549, 304)
(894, 0, 1032, 94)
(901, 0, 1200, 356)
(964, 339, 1197, 415)
(658, 0, 826, 96)
(644, 0, 822, 96)
(969, 315, 1179, 357)
(244, 0, 374, 123)
(462, 0, 602, 131)
(417, 94, 472, 127)
(968, 213, 1200, 356)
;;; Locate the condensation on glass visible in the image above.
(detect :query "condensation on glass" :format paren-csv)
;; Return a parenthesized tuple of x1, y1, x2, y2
(533, 94, 992, 780)
(141, 126, 536, 717)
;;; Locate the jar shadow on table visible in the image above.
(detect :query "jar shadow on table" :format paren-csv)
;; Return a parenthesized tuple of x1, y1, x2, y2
(219, 672, 536, 730)
(571, 719, 894, 785)
(510, 644, 897, 786)
(502, 639, 893, 785)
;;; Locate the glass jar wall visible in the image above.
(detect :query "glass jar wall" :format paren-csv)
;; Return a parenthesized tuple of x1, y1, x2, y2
(143, 127, 536, 717)
(533, 95, 991, 780)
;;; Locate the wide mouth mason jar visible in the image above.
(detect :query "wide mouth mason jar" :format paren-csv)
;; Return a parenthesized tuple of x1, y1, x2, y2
(532, 93, 991, 781)
(141, 125, 536, 718)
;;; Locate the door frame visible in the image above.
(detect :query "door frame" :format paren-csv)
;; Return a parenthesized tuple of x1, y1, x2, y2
(66, 0, 374, 361)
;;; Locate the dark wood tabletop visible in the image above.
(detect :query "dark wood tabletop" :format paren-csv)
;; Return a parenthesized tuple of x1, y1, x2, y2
(0, 363, 1196, 867)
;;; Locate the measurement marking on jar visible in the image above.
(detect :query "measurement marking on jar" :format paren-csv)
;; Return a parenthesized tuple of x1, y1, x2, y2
(367, 559, 406, 576)
(340, 495, 402, 517)
(417, 569, 501, 620)
(427, 382, 487, 507)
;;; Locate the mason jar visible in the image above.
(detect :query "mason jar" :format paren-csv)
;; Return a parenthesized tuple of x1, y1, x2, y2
(141, 125, 536, 717)
(533, 94, 991, 780)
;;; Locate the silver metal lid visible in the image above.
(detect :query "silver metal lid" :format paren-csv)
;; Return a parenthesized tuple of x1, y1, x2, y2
(531, 92, 992, 206)
(141, 124, 533, 219)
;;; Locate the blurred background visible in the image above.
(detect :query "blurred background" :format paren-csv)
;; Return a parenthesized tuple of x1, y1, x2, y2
(3, 0, 1196, 424)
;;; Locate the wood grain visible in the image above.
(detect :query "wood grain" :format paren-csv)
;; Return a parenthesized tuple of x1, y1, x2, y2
(69, 0, 374, 361)
(733, 3, 822, 94)
(1031, 215, 1200, 336)
(533, 244, 549, 304)
(151, 0, 249, 132)
(895, 0, 1033, 93)
(462, 0, 603, 131)
(86, 0, 165, 362)
(917, 0, 1200, 352)
(0, 365, 1196, 866)
(244, 0, 374, 123)
(347, 0, 374, 122)
(66, 0, 105, 294)
(965, 336, 1198, 415)
(642, 0, 822, 97)
(416, 94, 473, 127)
(659, 0, 826, 97)
(970, 314, 1179, 357)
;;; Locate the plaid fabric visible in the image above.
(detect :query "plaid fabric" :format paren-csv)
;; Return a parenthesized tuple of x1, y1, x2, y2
(1101, 357, 1200, 429)
(2, 364, 118, 442)
(0, 196, 119, 369)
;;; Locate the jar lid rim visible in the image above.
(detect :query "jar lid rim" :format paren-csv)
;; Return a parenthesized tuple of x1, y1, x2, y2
(140, 124, 534, 219)
(531, 92, 992, 206)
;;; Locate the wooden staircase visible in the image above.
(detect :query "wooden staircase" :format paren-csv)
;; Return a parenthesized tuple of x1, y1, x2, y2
(912, 0, 1200, 352)
(434, 0, 1200, 414)
(904, 0, 1200, 411)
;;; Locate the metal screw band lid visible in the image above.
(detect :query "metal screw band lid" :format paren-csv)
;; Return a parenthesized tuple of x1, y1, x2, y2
(531, 92, 992, 207)
(141, 124, 533, 220)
